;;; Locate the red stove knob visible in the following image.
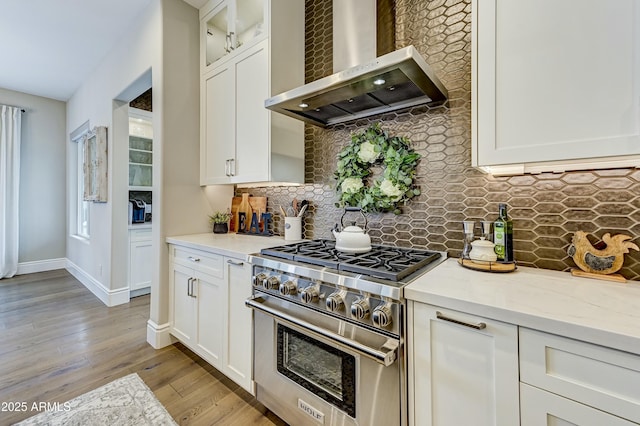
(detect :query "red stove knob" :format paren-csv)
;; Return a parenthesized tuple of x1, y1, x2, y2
(263, 276, 280, 290)
(253, 273, 268, 287)
(300, 285, 319, 303)
(325, 291, 345, 312)
(279, 280, 297, 296)
(372, 303, 393, 328)
(351, 298, 370, 320)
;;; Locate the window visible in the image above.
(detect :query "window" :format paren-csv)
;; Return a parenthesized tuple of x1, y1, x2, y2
(70, 121, 90, 239)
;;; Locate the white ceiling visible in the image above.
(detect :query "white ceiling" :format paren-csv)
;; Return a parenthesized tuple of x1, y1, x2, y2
(0, 0, 176, 101)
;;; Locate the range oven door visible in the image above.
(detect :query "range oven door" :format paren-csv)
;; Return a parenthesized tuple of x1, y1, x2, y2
(247, 293, 403, 426)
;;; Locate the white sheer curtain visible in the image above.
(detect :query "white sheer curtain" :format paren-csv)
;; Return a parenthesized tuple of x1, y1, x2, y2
(0, 105, 21, 278)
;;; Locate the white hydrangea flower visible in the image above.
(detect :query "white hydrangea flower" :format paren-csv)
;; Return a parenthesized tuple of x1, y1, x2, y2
(357, 141, 379, 163)
(341, 177, 364, 193)
(379, 179, 403, 200)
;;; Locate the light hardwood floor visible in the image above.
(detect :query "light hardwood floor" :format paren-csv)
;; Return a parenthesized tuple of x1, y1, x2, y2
(0, 270, 287, 426)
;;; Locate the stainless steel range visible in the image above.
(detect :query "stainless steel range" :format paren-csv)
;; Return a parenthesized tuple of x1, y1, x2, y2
(246, 239, 445, 426)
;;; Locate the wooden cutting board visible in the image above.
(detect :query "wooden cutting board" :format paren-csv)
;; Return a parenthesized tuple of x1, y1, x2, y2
(230, 195, 267, 232)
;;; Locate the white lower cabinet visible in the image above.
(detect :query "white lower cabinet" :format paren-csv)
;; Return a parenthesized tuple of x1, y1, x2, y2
(168, 244, 254, 393)
(520, 383, 637, 426)
(224, 258, 252, 391)
(408, 301, 640, 426)
(170, 262, 198, 345)
(519, 328, 640, 425)
(408, 302, 520, 426)
(129, 228, 152, 293)
(194, 270, 224, 365)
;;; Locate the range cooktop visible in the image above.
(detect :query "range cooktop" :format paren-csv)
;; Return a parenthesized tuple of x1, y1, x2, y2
(260, 239, 443, 283)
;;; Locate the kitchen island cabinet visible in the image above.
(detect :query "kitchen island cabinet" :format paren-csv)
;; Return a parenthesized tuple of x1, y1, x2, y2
(167, 233, 287, 393)
(472, 0, 640, 175)
(406, 259, 640, 425)
(199, 0, 304, 186)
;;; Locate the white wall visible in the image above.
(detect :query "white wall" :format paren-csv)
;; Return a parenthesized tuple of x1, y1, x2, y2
(66, 0, 162, 306)
(0, 88, 66, 274)
(66, 0, 231, 345)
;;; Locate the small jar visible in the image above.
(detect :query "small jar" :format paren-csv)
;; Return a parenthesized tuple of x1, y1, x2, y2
(469, 239, 497, 262)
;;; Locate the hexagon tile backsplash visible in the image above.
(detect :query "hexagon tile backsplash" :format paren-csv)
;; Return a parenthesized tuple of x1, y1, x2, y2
(237, 0, 640, 281)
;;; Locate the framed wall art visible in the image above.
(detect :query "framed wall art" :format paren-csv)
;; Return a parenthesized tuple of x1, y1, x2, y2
(83, 126, 108, 202)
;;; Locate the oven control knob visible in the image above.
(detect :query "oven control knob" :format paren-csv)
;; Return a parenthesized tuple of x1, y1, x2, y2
(263, 276, 280, 290)
(325, 291, 345, 312)
(279, 280, 297, 296)
(300, 286, 319, 303)
(372, 304, 393, 328)
(253, 273, 268, 287)
(350, 298, 370, 320)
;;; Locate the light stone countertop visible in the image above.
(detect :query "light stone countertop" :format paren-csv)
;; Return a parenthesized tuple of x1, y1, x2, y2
(166, 232, 291, 261)
(405, 258, 640, 355)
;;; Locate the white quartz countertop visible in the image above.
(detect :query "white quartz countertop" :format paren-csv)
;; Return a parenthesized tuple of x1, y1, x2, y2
(405, 258, 640, 355)
(166, 232, 289, 261)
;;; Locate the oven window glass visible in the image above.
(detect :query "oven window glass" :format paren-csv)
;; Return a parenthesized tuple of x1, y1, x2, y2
(277, 323, 356, 418)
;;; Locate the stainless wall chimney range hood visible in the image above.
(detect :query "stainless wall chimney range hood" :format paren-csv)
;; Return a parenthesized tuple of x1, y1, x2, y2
(265, 0, 448, 128)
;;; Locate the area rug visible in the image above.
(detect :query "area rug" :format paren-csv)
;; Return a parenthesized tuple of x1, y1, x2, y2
(15, 373, 177, 426)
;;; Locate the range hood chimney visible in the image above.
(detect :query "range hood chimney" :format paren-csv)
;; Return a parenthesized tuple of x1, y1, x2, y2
(265, 0, 448, 127)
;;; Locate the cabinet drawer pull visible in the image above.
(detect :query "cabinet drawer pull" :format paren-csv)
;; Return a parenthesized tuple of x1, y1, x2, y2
(187, 256, 200, 262)
(227, 259, 244, 266)
(436, 311, 486, 330)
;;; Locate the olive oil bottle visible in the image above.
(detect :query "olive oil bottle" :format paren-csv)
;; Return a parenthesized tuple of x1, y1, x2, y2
(493, 203, 514, 262)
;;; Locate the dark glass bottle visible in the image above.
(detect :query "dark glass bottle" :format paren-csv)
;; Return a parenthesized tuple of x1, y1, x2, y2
(493, 203, 514, 262)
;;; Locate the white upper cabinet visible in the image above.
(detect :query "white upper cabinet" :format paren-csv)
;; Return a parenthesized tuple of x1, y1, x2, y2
(199, 0, 305, 186)
(472, 0, 640, 175)
(201, 0, 266, 72)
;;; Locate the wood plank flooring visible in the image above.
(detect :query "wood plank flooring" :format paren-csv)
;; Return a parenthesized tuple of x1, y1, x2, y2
(0, 270, 287, 426)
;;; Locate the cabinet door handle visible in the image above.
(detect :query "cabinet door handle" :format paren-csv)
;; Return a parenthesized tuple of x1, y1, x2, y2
(436, 311, 486, 330)
(187, 277, 193, 296)
(191, 278, 197, 298)
(227, 259, 244, 266)
(229, 158, 235, 176)
(187, 256, 200, 262)
(224, 159, 229, 176)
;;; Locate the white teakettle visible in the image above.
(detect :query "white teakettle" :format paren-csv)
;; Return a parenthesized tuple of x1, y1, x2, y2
(332, 208, 372, 253)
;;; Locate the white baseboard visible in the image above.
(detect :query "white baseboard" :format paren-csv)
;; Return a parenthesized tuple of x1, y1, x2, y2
(17, 258, 66, 275)
(147, 320, 175, 349)
(65, 260, 130, 307)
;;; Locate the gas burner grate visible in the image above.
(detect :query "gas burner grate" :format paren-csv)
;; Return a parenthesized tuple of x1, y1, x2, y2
(261, 240, 442, 283)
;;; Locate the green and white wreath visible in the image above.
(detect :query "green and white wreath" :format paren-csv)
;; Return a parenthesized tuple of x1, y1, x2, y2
(334, 123, 421, 214)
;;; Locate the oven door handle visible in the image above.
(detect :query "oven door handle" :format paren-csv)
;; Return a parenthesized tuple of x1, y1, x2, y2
(246, 296, 398, 367)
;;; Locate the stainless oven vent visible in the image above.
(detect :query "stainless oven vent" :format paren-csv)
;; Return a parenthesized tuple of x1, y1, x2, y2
(264, 0, 448, 127)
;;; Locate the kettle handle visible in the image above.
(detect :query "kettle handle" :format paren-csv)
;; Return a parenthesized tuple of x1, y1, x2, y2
(340, 207, 368, 231)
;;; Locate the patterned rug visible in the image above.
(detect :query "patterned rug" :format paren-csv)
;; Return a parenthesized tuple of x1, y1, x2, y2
(15, 373, 177, 426)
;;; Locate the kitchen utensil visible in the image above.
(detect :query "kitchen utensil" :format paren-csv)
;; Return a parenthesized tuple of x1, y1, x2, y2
(297, 204, 308, 217)
(292, 198, 299, 216)
(279, 205, 287, 218)
(332, 207, 372, 253)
